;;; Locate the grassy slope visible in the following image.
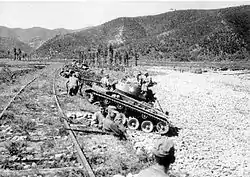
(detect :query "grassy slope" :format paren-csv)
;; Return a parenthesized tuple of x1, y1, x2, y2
(0, 37, 33, 58)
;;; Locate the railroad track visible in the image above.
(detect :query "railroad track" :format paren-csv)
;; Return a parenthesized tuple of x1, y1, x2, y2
(0, 63, 88, 176)
(0, 62, 156, 177)
(0, 76, 39, 119)
(53, 68, 96, 177)
(53, 67, 159, 177)
(0, 63, 168, 176)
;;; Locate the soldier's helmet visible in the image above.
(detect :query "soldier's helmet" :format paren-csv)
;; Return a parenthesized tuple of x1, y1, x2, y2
(153, 139, 175, 158)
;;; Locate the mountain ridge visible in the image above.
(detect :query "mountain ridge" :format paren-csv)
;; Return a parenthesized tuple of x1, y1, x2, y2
(33, 5, 250, 61)
(1, 5, 249, 61)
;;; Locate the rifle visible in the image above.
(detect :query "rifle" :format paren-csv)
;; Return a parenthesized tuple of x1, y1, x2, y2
(65, 128, 110, 135)
(80, 78, 102, 85)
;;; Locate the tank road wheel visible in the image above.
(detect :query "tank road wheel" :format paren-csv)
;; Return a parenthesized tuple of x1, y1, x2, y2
(156, 122, 169, 135)
(141, 121, 154, 133)
(141, 114, 148, 119)
(117, 104, 124, 111)
(103, 99, 110, 105)
(127, 117, 139, 130)
(86, 93, 95, 103)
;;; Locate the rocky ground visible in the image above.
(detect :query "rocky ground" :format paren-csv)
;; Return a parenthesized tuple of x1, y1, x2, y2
(145, 68, 250, 177)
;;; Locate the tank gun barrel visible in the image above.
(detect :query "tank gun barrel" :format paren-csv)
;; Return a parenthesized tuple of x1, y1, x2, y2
(81, 78, 102, 85)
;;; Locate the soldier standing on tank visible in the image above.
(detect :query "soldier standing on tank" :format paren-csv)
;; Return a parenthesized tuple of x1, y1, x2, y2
(101, 74, 111, 89)
(141, 72, 151, 92)
(136, 71, 143, 85)
(100, 74, 117, 90)
(141, 72, 155, 102)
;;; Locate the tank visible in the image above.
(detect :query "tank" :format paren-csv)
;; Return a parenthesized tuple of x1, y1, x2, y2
(85, 81, 171, 135)
(115, 82, 147, 101)
(60, 64, 171, 134)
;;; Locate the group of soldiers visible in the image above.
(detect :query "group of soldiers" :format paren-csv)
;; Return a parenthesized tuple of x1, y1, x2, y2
(60, 69, 83, 96)
(61, 63, 180, 177)
(89, 105, 177, 177)
(90, 105, 127, 140)
(101, 71, 154, 93)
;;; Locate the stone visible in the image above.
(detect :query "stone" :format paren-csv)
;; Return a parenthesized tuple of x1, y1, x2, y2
(136, 148, 144, 156)
(55, 153, 64, 160)
(31, 162, 37, 168)
(23, 165, 30, 170)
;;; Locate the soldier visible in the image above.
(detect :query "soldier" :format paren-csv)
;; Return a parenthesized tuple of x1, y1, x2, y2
(136, 139, 176, 177)
(101, 74, 117, 90)
(66, 72, 80, 96)
(65, 70, 74, 93)
(141, 72, 155, 102)
(103, 109, 127, 140)
(74, 72, 83, 96)
(106, 106, 127, 126)
(113, 139, 177, 177)
(101, 74, 111, 89)
(136, 71, 143, 85)
(141, 72, 151, 93)
(90, 106, 107, 129)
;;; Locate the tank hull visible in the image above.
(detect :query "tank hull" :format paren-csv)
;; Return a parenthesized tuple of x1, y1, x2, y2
(85, 87, 171, 134)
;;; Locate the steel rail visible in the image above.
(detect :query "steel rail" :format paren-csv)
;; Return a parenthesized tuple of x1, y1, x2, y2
(53, 69, 96, 177)
(0, 74, 41, 119)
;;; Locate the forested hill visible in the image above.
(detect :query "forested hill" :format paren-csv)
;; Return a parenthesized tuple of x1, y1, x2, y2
(34, 5, 250, 61)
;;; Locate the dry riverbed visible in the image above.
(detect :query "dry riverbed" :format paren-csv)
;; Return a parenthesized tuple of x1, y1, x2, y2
(141, 68, 250, 177)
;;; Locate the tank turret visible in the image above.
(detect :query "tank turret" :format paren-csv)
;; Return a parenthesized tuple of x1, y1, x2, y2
(115, 82, 142, 99)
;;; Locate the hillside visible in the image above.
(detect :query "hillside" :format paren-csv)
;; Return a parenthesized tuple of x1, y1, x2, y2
(0, 37, 33, 58)
(34, 5, 250, 61)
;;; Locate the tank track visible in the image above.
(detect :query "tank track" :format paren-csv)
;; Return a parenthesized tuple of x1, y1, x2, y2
(85, 88, 171, 134)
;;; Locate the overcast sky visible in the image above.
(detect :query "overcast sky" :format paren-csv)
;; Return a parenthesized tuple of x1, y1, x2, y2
(0, 1, 249, 30)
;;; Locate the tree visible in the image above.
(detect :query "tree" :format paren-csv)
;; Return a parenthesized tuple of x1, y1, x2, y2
(13, 48, 17, 60)
(123, 50, 129, 67)
(135, 52, 139, 66)
(18, 48, 22, 60)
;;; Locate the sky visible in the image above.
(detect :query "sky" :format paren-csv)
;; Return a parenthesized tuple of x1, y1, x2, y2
(0, 0, 250, 30)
